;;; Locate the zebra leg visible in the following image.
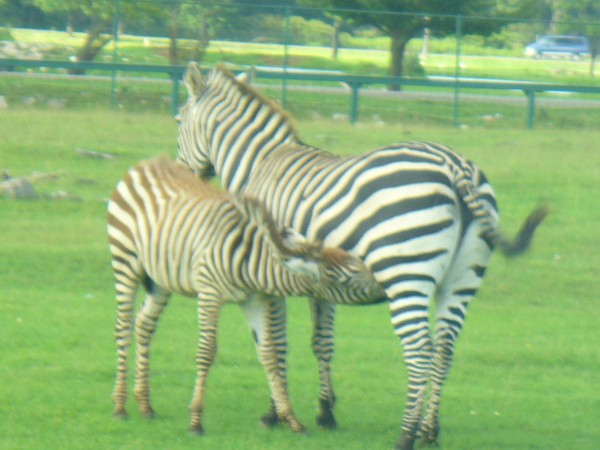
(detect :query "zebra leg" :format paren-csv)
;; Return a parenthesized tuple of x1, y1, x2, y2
(418, 320, 457, 446)
(388, 293, 434, 450)
(189, 294, 221, 435)
(309, 298, 337, 428)
(249, 298, 288, 428)
(420, 230, 492, 445)
(241, 295, 305, 433)
(112, 279, 138, 419)
(133, 285, 171, 419)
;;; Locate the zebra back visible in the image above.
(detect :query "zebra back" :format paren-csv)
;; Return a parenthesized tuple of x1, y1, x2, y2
(108, 156, 384, 302)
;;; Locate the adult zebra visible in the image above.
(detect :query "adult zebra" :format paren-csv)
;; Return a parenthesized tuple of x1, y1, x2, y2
(108, 156, 385, 434)
(176, 63, 547, 449)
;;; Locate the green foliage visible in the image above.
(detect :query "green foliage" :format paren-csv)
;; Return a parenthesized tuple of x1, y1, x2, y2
(0, 26, 13, 40)
(1, 109, 599, 449)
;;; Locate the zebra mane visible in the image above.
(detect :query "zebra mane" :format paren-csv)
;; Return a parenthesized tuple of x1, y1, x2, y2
(210, 64, 300, 142)
(139, 155, 226, 200)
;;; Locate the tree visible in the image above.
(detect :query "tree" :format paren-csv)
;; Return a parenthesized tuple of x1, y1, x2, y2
(31, 0, 159, 72)
(298, 0, 519, 89)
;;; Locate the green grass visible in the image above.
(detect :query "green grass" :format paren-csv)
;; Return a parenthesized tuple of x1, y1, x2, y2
(1, 110, 599, 449)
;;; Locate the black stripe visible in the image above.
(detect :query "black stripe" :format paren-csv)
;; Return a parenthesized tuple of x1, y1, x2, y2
(390, 302, 428, 320)
(317, 169, 452, 216)
(327, 193, 455, 249)
(371, 249, 448, 272)
(365, 219, 454, 255)
(383, 273, 437, 286)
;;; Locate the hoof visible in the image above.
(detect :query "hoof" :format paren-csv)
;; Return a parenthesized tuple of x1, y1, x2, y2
(113, 410, 128, 420)
(260, 411, 280, 428)
(189, 425, 205, 436)
(316, 412, 337, 429)
(395, 434, 416, 450)
(140, 409, 155, 419)
(291, 424, 307, 433)
(419, 426, 440, 447)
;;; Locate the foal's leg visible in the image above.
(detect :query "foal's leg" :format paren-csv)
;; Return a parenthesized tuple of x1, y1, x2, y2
(309, 299, 338, 428)
(241, 295, 305, 432)
(133, 285, 171, 418)
(112, 278, 138, 419)
(189, 294, 221, 435)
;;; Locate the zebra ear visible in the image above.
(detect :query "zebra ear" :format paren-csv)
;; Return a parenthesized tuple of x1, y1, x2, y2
(236, 67, 255, 85)
(183, 61, 204, 100)
(280, 254, 321, 281)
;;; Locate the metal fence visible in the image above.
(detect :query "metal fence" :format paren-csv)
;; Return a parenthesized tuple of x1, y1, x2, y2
(1, 2, 599, 128)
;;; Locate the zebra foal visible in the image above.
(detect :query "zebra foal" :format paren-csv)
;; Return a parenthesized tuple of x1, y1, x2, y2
(176, 63, 548, 449)
(107, 155, 384, 434)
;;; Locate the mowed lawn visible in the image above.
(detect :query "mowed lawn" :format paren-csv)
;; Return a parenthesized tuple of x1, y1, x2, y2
(1, 109, 599, 449)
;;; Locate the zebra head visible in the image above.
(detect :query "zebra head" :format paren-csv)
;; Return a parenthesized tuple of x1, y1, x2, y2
(176, 61, 215, 180)
(277, 228, 386, 303)
(177, 62, 298, 192)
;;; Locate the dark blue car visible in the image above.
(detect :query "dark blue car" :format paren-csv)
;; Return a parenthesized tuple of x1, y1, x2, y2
(525, 35, 590, 59)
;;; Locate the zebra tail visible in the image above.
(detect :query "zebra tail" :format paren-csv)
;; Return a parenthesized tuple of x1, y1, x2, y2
(493, 206, 549, 258)
(452, 163, 548, 258)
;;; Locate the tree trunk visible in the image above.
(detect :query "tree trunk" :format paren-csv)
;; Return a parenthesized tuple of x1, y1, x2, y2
(331, 19, 341, 59)
(66, 11, 73, 36)
(389, 32, 409, 91)
(168, 5, 180, 66)
(194, 16, 209, 62)
(69, 23, 112, 75)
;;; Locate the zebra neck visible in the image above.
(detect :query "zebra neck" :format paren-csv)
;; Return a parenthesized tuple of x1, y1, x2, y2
(244, 251, 309, 298)
(204, 78, 299, 194)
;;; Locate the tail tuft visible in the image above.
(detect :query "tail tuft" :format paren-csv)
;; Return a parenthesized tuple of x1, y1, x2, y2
(496, 206, 549, 257)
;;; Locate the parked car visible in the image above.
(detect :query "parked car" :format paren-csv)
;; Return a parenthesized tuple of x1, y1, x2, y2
(525, 35, 590, 59)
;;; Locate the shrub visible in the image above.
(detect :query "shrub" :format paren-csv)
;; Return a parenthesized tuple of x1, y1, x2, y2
(0, 27, 14, 41)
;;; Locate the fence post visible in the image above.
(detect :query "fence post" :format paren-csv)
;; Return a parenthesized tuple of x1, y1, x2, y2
(282, 5, 291, 109)
(349, 83, 361, 124)
(525, 90, 536, 129)
(453, 14, 462, 128)
(171, 71, 180, 116)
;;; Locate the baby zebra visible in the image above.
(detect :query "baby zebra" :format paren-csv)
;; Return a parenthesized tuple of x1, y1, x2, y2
(107, 156, 385, 434)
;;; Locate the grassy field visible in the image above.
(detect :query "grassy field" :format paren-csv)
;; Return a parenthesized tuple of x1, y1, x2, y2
(1, 109, 599, 449)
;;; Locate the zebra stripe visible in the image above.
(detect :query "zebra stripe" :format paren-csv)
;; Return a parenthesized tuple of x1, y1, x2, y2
(107, 155, 385, 434)
(176, 63, 547, 449)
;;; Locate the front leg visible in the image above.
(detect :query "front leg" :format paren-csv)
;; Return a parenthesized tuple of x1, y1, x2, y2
(309, 298, 337, 428)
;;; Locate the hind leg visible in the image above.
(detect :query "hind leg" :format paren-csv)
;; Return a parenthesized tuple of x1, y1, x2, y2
(241, 295, 305, 432)
(112, 280, 138, 419)
(420, 226, 493, 445)
(111, 254, 144, 419)
(133, 284, 171, 418)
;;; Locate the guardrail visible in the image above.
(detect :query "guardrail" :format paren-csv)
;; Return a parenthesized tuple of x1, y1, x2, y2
(1, 58, 599, 128)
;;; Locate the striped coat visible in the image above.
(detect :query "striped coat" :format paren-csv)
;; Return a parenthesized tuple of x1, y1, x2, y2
(107, 156, 385, 434)
(175, 63, 547, 449)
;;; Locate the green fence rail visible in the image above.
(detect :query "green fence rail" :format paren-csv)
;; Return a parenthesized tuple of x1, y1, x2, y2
(1, 58, 600, 128)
